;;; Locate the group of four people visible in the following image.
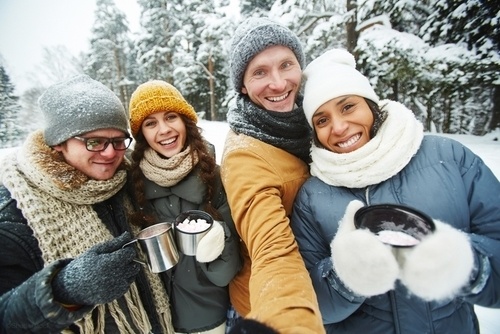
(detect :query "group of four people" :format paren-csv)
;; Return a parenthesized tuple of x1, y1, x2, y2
(0, 16, 498, 334)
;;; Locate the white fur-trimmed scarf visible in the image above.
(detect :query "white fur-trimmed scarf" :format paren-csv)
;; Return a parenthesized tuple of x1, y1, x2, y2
(310, 100, 424, 188)
(1, 130, 174, 334)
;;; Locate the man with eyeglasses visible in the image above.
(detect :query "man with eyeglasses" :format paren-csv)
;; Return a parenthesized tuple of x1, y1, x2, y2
(0, 75, 174, 333)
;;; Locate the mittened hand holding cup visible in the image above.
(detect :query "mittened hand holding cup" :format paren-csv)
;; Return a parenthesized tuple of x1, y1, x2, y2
(52, 209, 226, 307)
(174, 210, 226, 262)
(399, 219, 475, 301)
(331, 200, 475, 301)
(195, 220, 226, 263)
(121, 210, 225, 276)
(331, 200, 400, 297)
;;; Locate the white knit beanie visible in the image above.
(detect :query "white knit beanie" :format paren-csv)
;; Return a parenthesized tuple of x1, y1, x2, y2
(303, 49, 379, 127)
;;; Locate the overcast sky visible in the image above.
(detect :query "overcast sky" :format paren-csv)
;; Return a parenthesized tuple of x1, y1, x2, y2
(0, 0, 140, 93)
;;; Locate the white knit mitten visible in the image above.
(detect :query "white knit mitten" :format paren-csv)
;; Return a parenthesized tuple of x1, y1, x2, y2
(331, 200, 400, 297)
(400, 220, 474, 301)
(196, 220, 225, 263)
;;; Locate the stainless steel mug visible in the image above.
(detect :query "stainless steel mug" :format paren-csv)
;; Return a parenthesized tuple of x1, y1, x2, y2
(174, 210, 213, 256)
(123, 223, 179, 273)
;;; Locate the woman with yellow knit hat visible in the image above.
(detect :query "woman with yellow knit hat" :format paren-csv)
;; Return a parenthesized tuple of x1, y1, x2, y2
(128, 80, 241, 334)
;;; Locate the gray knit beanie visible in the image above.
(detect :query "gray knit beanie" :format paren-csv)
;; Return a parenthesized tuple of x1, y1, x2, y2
(39, 75, 129, 146)
(229, 17, 306, 92)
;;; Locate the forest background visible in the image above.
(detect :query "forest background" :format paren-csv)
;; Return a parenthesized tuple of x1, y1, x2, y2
(0, 0, 499, 148)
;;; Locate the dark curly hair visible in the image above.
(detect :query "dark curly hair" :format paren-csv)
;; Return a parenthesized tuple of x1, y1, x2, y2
(129, 114, 222, 228)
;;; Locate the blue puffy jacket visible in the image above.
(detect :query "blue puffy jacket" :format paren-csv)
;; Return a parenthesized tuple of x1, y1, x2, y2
(291, 135, 500, 334)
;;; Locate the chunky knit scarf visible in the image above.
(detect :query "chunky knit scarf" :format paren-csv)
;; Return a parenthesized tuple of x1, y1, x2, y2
(140, 146, 198, 187)
(310, 100, 424, 188)
(1, 130, 174, 334)
(227, 94, 312, 163)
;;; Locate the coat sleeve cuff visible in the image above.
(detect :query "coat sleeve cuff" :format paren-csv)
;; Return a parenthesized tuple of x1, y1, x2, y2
(323, 259, 365, 303)
(462, 250, 491, 296)
(35, 260, 94, 323)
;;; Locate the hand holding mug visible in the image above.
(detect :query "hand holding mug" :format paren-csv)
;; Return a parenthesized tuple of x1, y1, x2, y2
(52, 232, 141, 306)
(330, 200, 400, 297)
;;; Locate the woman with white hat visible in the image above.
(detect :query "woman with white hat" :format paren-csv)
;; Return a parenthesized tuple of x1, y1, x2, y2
(291, 48, 500, 333)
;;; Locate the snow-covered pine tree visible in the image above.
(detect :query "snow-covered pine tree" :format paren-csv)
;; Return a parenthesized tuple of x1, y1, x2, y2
(85, 0, 133, 107)
(134, 0, 177, 84)
(134, 0, 234, 121)
(0, 65, 25, 148)
(420, 0, 500, 133)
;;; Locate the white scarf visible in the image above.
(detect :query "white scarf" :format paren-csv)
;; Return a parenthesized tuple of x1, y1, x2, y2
(310, 100, 424, 188)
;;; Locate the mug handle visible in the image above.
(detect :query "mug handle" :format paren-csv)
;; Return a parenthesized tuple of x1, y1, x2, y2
(122, 239, 147, 266)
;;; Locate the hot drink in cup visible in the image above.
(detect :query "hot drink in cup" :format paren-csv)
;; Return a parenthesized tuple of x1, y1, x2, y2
(354, 204, 435, 247)
(174, 210, 213, 256)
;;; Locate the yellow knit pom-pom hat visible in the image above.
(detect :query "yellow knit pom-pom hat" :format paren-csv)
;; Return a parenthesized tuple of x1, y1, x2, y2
(129, 80, 197, 136)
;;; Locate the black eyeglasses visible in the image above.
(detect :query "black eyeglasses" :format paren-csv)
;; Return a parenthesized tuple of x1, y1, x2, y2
(73, 136, 133, 152)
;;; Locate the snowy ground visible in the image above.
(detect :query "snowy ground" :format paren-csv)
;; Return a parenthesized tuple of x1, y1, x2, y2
(0, 120, 499, 332)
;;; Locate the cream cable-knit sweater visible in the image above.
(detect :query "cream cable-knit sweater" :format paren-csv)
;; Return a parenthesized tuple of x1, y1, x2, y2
(2, 130, 174, 334)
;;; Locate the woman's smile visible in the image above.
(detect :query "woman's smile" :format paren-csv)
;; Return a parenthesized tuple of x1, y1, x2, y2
(336, 133, 361, 149)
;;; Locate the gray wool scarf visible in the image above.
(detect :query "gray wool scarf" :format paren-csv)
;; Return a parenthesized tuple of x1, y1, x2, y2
(227, 94, 312, 163)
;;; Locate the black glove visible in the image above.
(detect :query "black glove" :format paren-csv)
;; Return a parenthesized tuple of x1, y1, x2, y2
(228, 319, 278, 334)
(52, 232, 141, 306)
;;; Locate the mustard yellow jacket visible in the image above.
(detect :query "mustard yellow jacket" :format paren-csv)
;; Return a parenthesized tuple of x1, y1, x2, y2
(221, 130, 324, 334)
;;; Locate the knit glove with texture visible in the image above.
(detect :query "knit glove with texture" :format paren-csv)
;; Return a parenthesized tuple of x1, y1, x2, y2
(331, 200, 400, 297)
(52, 232, 141, 306)
(196, 220, 226, 263)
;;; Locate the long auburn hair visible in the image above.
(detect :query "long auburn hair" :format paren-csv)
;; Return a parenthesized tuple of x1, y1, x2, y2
(129, 114, 221, 228)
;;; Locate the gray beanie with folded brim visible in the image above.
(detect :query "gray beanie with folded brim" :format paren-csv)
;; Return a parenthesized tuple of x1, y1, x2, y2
(39, 75, 129, 146)
(229, 17, 306, 92)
